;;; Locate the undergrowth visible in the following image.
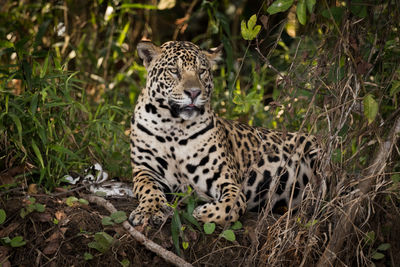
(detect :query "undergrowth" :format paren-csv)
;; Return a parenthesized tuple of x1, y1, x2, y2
(1, 0, 400, 266)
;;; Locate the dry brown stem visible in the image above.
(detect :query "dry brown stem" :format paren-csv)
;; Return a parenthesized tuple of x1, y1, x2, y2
(86, 195, 193, 267)
(317, 115, 400, 266)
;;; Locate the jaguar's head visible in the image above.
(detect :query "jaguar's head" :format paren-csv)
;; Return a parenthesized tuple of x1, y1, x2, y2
(137, 41, 221, 120)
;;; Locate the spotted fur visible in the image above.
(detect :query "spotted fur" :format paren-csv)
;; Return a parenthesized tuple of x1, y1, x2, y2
(129, 41, 320, 226)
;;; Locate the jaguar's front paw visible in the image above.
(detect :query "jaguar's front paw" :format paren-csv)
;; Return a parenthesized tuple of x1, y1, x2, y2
(128, 208, 165, 226)
(192, 203, 232, 225)
(128, 203, 173, 226)
(193, 202, 243, 225)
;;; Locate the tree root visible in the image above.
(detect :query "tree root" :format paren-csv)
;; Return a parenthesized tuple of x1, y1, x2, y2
(86, 195, 193, 267)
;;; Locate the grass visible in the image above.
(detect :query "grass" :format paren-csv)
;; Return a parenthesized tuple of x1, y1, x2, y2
(0, 52, 131, 190)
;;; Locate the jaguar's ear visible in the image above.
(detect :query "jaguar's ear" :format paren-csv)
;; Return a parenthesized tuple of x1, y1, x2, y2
(203, 44, 223, 66)
(137, 41, 162, 69)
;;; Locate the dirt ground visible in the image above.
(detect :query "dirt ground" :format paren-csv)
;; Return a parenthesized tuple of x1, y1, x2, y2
(0, 183, 268, 267)
(1, 182, 400, 266)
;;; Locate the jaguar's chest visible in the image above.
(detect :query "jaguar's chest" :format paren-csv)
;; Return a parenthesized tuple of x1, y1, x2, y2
(131, 109, 220, 188)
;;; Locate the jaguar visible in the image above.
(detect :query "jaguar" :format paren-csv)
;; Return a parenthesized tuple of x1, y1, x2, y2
(128, 40, 320, 226)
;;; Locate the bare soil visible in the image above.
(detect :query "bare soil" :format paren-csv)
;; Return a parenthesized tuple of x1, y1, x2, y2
(1, 184, 399, 266)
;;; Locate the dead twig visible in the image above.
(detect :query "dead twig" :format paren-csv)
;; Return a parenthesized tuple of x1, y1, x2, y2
(316, 114, 400, 267)
(86, 195, 193, 267)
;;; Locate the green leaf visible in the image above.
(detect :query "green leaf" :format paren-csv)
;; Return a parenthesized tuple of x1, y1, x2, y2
(66, 196, 78, 207)
(322, 7, 344, 23)
(31, 140, 45, 169)
(377, 243, 391, 251)
(0, 40, 14, 48)
(110, 211, 127, 223)
(296, 0, 307, 25)
(10, 236, 26, 247)
(50, 145, 81, 160)
(119, 3, 157, 10)
(171, 211, 181, 256)
(350, 0, 367, 18)
(40, 53, 50, 78)
(186, 197, 196, 215)
(391, 174, 400, 183)
(267, 0, 294, 15)
(371, 252, 385, 260)
(365, 231, 375, 245)
(181, 211, 201, 230)
(390, 81, 400, 96)
(30, 93, 38, 116)
(231, 221, 242, 230)
(89, 232, 113, 253)
(35, 203, 45, 212)
(8, 113, 23, 143)
(102, 216, 114, 226)
(79, 198, 89, 205)
(182, 241, 189, 250)
(305, 219, 318, 228)
(306, 0, 316, 13)
(120, 259, 130, 267)
(20, 208, 28, 219)
(88, 241, 104, 253)
(241, 15, 261, 41)
(363, 94, 379, 125)
(220, 229, 236, 242)
(1, 237, 11, 244)
(0, 209, 6, 224)
(84, 252, 93, 260)
(22, 59, 32, 90)
(332, 149, 342, 163)
(203, 222, 216, 234)
(34, 19, 51, 48)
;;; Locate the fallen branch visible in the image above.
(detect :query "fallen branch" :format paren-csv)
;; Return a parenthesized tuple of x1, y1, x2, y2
(317, 114, 400, 266)
(86, 195, 193, 267)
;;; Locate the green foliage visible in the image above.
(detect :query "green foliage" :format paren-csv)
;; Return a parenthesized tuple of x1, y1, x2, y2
(101, 211, 128, 226)
(296, 0, 307, 25)
(168, 186, 200, 256)
(203, 222, 216, 234)
(119, 258, 130, 267)
(220, 229, 236, 242)
(267, 0, 294, 15)
(0, 2, 133, 189)
(203, 221, 242, 242)
(321, 7, 345, 23)
(297, 217, 319, 228)
(1, 236, 26, 248)
(349, 0, 367, 19)
(20, 197, 45, 218)
(363, 94, 379, 125)
(365, 231, 375, 245)
(371, 243, 391, 261)
(231, 221, 243, 230)
(0, 209, 6, 224)
(88, 232, 114, 253)
(84, 252, 93, 261)
(241, 15, 261, 41)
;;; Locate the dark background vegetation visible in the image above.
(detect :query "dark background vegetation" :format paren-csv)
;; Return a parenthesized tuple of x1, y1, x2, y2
(1, 0, 400, 266)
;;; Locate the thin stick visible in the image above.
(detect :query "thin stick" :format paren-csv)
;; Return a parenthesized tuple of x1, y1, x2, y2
(316, 115, 400, 266)
(86, 195, 193, 267)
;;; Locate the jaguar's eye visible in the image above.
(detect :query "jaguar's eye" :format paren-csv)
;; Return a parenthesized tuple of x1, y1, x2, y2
(199, 68, 207, 75)
(169, 68, 179, 75)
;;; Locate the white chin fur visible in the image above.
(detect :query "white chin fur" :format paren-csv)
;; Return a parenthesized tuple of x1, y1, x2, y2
(179, 110, 199, 120)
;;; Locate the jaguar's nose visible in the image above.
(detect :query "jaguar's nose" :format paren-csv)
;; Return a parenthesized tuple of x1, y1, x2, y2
(184, 88, 201, 101)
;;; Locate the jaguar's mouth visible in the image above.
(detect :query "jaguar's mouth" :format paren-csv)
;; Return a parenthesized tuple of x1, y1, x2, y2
(181, 104, 200, 112)
(169, 101, 204, 120)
